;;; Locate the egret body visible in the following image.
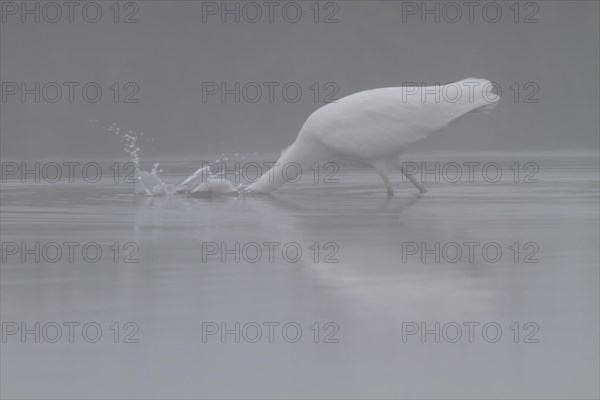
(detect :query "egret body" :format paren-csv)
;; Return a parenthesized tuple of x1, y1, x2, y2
(247, 78, 500, 196)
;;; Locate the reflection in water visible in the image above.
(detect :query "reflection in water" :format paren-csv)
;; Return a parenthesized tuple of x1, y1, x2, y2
(1, 153, 599, 399)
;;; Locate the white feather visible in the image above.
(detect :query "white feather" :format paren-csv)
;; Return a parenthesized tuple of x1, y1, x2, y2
(248, 78, 500, 195)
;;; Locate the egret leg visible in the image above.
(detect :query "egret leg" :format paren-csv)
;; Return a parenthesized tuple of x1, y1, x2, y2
(403, 167, 428, 193)
(395, 159, 428, 193)
(372, 162, 395, 198)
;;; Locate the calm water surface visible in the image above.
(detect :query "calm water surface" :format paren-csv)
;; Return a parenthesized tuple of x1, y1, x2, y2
(1, 152, 599, 399)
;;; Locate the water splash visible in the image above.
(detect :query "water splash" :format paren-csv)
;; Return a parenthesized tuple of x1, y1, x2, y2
(104, 123, 166, 195)
(101, 121, 246, 197)
(106, 123, 148, 170)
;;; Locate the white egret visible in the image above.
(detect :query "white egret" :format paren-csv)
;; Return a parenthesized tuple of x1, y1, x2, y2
(247, 78, 500, 197)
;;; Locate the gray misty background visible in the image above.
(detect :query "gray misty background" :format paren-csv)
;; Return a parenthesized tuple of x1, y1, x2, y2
(1, 1, 599, 159)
